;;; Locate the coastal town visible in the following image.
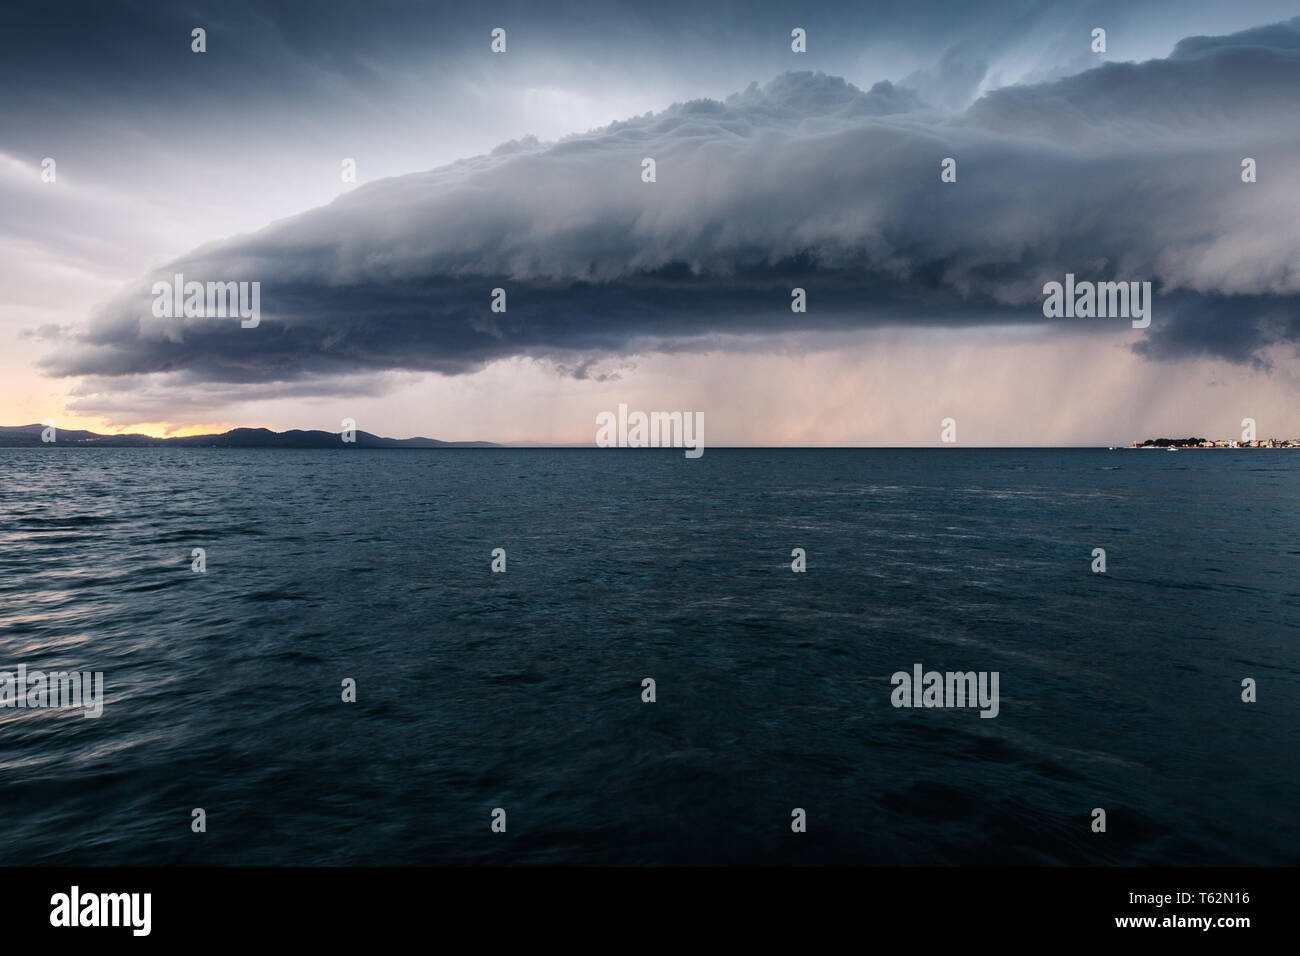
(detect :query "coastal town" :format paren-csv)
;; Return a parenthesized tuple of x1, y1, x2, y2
(1130, 437, 1300, 448)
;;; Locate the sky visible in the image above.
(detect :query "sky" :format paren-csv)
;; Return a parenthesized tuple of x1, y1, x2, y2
(2, 0, 1298, 444)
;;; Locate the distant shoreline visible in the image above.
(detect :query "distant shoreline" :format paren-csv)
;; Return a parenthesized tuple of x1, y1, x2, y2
(1130, 438, 1298, 449)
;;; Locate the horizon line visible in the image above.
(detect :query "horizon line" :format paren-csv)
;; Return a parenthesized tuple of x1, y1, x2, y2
(5, 422, 1300, 450)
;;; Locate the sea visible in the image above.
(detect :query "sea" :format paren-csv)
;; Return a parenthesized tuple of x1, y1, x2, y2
(0, 447, 1296, 865)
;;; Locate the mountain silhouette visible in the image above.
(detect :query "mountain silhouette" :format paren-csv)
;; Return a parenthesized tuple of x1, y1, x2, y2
(0, 425, 499, 448)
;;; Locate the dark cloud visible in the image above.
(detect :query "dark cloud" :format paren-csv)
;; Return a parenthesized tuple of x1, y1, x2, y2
(42, 17, 1300, 386)
(1133, 294, 1300, 366)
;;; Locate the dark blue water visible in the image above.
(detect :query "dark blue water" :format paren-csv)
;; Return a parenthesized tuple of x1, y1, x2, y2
(0, 448, 1296, 865)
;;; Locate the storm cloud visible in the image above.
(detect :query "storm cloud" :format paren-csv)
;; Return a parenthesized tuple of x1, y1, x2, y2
(42, 17, 1300, 387)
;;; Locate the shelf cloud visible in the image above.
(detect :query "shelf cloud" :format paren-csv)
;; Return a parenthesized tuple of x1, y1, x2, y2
(42, 17, 1300, 388)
